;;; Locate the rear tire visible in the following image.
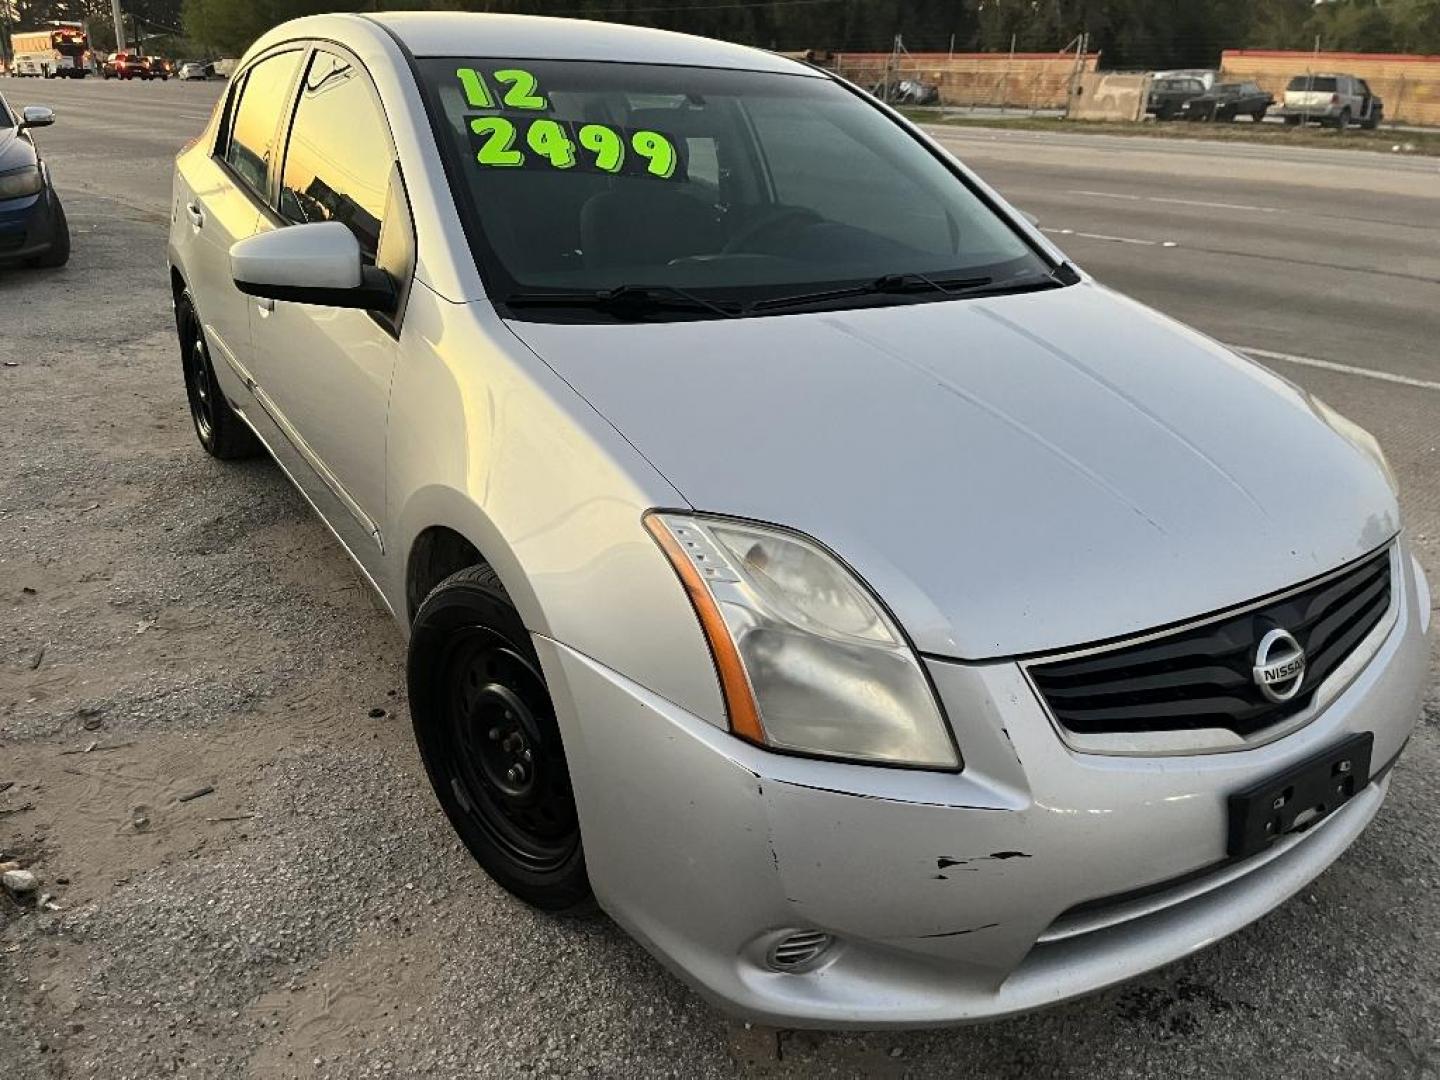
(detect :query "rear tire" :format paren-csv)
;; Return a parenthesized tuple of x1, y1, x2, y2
(1333, 108, 1351, 131)
(175, 288, 260, 460)
(409, 565, 592, 913)
(1284, 115, 1301, 126)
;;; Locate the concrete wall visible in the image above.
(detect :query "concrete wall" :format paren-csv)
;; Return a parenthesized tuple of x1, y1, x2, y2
(1067, 72, 1152, 122)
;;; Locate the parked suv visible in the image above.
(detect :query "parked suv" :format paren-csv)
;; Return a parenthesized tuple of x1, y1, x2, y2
(1284, 74, 1383, 129)
(1146, 75, 1206, 120)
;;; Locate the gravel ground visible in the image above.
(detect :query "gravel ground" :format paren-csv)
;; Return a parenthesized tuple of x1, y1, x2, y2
(1, 89, 1438, 1079)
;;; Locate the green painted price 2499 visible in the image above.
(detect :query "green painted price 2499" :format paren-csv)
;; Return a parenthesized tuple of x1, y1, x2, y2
(457, 67, 684, 181)
(469, 115, 680, 178)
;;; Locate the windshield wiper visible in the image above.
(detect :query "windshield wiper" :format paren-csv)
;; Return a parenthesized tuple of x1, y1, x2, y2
(745, 273, 990, 314)
(504, 284, 742, 320)
(749, 267, 1071, 314)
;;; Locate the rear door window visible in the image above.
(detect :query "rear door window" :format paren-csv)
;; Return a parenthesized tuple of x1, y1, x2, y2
(224, 50, 303, 199)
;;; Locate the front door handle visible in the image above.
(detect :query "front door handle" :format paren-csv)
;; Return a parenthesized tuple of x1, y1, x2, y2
(184, 202, 204, 228)
(257, 297, 275, 314)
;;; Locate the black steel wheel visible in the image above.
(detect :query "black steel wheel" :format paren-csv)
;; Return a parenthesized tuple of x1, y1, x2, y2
(175, 289, 259, 459)
(409, 565, 591, 912)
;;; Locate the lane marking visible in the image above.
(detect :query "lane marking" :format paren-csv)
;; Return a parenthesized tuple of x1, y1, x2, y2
(1070, 189, 1140, 201)
(1043, 226, 1178, 248)
(1071, 189, 1282, 214)
(1237, 346, 1440, 392)
(1150, 195, 1281, 214)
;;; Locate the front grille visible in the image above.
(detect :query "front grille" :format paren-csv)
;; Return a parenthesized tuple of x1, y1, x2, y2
(1029, 547, 1392, 738)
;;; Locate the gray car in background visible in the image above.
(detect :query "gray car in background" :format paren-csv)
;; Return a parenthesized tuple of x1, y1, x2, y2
(167, 12, 1431, 1027)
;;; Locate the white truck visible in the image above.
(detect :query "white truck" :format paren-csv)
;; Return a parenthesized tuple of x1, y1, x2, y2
(9, 26, 91, 78)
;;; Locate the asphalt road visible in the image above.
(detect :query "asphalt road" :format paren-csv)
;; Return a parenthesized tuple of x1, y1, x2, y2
(2, 77, 1438, 1080)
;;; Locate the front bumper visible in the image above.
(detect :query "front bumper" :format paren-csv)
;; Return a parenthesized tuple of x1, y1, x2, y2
(537, 547, 1430, 1028)
(0, 187, 57, 261)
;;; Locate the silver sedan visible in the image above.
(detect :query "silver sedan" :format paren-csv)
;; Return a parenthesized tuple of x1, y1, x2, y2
(166, 11, 1432, 1027)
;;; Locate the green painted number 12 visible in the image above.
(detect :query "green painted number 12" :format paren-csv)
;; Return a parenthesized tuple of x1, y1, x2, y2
(456, 66, 548, 110)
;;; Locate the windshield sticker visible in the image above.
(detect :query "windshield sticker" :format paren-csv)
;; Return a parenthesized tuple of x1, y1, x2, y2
(456, 67, 495, 109)
(455, 66, 547, 111)
(471, 116, 525, 167)
(493, 68, 548, 110)
(456, 66, 684, 180)
(466, 116, 686, 180)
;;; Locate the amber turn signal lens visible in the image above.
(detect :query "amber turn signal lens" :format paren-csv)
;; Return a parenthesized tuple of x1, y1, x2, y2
(644, 514, 766, 744)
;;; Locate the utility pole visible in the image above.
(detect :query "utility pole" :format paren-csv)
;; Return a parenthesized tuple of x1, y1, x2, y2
(110, 0, 127, 52)
(1302, 33, 1319, 128)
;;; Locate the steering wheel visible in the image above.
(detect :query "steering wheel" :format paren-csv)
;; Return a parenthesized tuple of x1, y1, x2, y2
(723, 207, 824, 255)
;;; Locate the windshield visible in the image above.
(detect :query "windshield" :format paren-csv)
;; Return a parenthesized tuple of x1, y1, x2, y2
(417, 58, 1053, 320)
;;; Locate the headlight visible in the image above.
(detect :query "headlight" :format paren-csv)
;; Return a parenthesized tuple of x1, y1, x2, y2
(0, 166, 43, 200)
(646, 513, 959, 770)
(1307, 394, 1397, 493)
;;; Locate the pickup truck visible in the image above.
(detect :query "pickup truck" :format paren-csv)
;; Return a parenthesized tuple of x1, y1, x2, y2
(1283, 74, 1384, 129)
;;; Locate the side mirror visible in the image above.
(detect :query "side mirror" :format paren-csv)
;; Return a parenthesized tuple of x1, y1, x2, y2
(18, 106, 55, 130)
(1019, 210, 1040, 227)
(229, 221, 394, 312)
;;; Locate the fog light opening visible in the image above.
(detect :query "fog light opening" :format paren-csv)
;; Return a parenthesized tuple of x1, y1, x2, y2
(766, 930, 836, 972)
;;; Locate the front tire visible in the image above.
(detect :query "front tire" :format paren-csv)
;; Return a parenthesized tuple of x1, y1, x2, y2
(175, 288, 259, 459)
(409, 565, 591, 912)
(29, 192, 69, 268)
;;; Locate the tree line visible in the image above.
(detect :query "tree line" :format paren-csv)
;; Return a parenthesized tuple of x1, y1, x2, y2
(4, 0, 1438, 68)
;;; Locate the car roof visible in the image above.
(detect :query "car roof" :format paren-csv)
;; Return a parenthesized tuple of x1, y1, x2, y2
(259, 12, 814, 76)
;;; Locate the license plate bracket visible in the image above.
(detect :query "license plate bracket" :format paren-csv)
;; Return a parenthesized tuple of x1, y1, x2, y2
(1226, 732, 1373, 859)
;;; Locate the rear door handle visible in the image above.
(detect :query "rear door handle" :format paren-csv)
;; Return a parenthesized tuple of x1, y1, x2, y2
(185, 202, 204, 228)
(256, 297, 274, 313)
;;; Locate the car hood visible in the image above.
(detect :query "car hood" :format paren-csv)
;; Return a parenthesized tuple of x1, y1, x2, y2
(507, 283, 1398, 659)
